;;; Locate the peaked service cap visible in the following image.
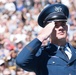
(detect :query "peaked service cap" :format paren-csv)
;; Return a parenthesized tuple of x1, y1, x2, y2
(38, 3, 69, 27)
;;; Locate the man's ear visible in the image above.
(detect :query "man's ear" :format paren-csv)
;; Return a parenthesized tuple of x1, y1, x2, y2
(66, 23, 70, 31)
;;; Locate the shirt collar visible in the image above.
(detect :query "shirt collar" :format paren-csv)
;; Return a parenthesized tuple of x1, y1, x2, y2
(53, 42, 69, 50)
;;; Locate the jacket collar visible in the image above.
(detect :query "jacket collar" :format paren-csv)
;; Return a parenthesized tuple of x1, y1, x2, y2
(56, 48, 69, 62)
(67, 43, 76, 64)
(55, 43, 76, 63)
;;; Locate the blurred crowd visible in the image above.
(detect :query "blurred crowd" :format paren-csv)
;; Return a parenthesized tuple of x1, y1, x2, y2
(0, 0, 76, 75)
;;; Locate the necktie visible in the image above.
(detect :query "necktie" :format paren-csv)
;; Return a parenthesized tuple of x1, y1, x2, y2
(65, 47, 72, 60)
(59, 46, 69, 60)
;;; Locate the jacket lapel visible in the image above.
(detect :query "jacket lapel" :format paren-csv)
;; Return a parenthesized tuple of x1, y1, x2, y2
(68, 43, 76, 64)
(56, 48, 69, 62)
(47, 43, 76, 63)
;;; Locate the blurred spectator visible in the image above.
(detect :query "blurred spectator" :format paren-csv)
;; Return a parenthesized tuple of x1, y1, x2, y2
(0, 34, 5, 48)
(16, 67, 26, 75)
(61, 0, 71, 7)
(4, 0, 16, 15)
(24, 0, 34, 9)
(15, 41, 24, 52)
(70, 32, 76, 49)
(0, 59, 6, 74)
(16, 0, 25, 11)
(16, 67, 36, 75)
(3, 68, 11, 75)
(8, 50, 17, 70)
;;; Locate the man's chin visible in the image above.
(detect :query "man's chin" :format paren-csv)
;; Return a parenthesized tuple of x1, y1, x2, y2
(57, 37, 66, 41)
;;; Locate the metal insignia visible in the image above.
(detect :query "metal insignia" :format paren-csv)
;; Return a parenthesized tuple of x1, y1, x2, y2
(55, 6, 62, 12)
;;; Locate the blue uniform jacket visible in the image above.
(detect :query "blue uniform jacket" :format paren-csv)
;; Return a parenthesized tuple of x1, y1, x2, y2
(16, 38, 76, 75)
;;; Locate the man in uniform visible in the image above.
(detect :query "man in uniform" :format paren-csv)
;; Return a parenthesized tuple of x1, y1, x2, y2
(16, 3, 76, 75)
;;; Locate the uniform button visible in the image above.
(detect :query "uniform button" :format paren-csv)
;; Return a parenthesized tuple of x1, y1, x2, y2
(52, 61, 55, 64)
(69, 73, 71, 75)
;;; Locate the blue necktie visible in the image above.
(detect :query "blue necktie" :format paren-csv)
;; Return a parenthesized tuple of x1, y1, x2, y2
(59, 46, 69, 60)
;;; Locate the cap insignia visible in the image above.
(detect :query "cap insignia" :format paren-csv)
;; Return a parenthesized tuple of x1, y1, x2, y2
(55, 6, 62, 12)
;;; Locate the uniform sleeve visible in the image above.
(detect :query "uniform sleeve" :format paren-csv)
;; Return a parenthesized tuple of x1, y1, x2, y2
(16, 38, 42, 71)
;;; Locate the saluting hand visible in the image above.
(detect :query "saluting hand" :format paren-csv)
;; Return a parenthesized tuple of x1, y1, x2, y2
(37, 21, 55, 42)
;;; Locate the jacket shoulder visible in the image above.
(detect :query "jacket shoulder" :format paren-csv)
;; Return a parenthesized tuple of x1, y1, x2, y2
(36, 43, 57, 56)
